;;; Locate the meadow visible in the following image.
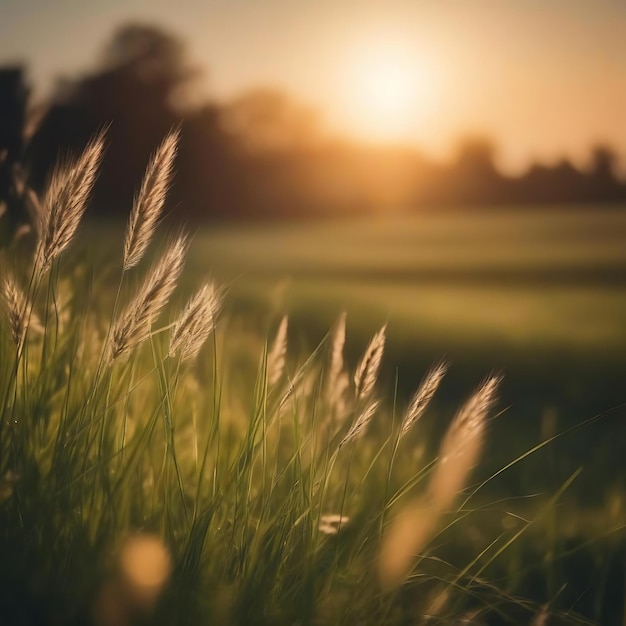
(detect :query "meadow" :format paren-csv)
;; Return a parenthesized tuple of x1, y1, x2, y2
(203, 209, 626, 625)
(186, 206, 626, 489)
(1, 134, 625, 625)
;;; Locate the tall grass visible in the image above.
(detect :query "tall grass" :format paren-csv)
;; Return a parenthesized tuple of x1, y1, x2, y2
(0, 134, 608, 626)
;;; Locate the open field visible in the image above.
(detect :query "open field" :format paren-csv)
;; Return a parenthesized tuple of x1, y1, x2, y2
(82, 205, 626, 520)
(181, 205, 626, 480)
(188, 207, 626, 350)
(2, 205, 625, 625)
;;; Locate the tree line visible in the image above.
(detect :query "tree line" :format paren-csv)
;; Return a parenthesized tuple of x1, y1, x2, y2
(1, 23, 625, 235)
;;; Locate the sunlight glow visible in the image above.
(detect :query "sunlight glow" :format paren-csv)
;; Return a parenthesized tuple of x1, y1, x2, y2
(343, 41, 439, 141)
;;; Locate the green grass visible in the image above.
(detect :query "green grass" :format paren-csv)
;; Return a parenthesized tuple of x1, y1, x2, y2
(1, 207, 625, 625)
(186, 207, 626, 344)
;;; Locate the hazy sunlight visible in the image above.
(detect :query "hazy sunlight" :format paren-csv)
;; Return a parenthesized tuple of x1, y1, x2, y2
(342, 41, 438, 141)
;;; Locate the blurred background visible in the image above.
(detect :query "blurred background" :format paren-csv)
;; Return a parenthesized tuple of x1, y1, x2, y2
(1, 0, 625, 500)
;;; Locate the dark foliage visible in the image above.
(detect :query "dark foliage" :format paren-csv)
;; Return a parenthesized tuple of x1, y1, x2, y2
(1, 23, 625, 228)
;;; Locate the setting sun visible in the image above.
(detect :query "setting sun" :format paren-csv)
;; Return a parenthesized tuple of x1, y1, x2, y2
(342, 42, 438, 141)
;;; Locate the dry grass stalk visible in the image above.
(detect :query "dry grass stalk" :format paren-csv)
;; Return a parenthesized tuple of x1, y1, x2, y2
(399, 362, 448, 438)
(37, 132, 105, 273)
(327, 312, 346, 386)
(278, 368, 309, 410)
(379, 376, 501, 588)
(108, 235, 188, 362)
(169, 282, 220, 362)
(319, 514, 350, 535)
(378, 500, 438, 588)
(428, 375, 501, 511)
(326, 311, 346, 403)
(339, 399, 379, 448)
(354, 324, 386, 401)
(123, 131, 179, 270)
(2, 273, 42, 349)
(267, 315, 288, 386)
(331, 372, 350, 420)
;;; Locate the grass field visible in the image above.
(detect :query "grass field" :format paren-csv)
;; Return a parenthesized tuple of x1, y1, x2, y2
(186, 207, 626, 623)
(183, 206, 626, 482)
(187, 207, 626, 350)
(192, 207, 626, 624)
(3, 189, 626, 625)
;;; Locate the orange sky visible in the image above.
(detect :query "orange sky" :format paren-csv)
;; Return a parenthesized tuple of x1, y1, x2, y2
(2, 0, 626, 173)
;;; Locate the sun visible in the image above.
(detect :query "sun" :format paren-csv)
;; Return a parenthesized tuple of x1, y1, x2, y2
(341, 42, 437, 141)
(358, 56, 417, 119)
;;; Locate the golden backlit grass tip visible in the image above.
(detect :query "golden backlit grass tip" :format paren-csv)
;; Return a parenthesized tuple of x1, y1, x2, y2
(123, 130, 179, 270)
(108, 234, 188, 362)
(428, 374, 502, 510)
(400, 362, 448, 438)
(267, 314, 288, 386)
(36, 131, 105, 273)
(339, 399, 380, 448)
(326, 311, 349, 406)
(169, 282, 221, 362)
(1, 273, 42, 349)
(379, 375, 502, 588)
(354, 324, 386, 401)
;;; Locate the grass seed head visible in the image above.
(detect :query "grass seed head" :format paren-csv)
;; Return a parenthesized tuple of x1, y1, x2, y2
(378, 501, 438, 588)
(123, 130, 179, 270)
(319, 514, 350, 535)
(267, 315, 288, 386)
(339, 399, 380, 448)
(2, 273, 42, 349)
(400, 362, 448, 438)
(169, 282, 221, 362)
(108, 234, 188, 362)
(37, 131, 105, 273)
(354, 324, 386, 401)
(428, 375, 502, 511)
(326, 311, 348, 403)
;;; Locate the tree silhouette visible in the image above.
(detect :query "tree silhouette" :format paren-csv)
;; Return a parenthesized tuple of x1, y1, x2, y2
(12, 22, 626, 221)
(223, 88, 321, 154)
(0, 67, 31, 244)
(27, 24, 233, 219)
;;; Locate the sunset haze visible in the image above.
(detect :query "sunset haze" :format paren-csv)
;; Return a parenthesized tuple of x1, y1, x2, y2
(1, 0, 625, 172)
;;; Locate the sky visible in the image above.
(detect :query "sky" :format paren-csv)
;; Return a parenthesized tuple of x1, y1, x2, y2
(2, 0, 626, 172)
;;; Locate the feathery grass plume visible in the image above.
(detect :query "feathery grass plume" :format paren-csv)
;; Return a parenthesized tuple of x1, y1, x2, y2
(326, 311, 346, 401)
(380, 376, 501, 588)
(278, 369, 306, 410)
(354, 324, 386, 401)
(169, 282, 221, 362)
(267, 315, 288, 386)
(339, 399, 379, 448)
(378, 499, 439, 588)
(2, 273, 42, 349)
(399, 362, 448, 438)
(108, 235, 188, 362)
(123, 131, 179, 270)
(319, 514, 350, 535)
(36, 132, 105, 273)
(428, 375, 501, 511)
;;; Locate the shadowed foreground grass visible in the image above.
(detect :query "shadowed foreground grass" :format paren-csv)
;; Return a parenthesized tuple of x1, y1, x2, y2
(1, 137, 624, 625)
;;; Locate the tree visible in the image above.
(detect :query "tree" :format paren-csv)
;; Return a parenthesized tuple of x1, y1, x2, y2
(27, 24, 226, 218)
(222, 88, 322, 154)
(0, 67, 34, 245)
